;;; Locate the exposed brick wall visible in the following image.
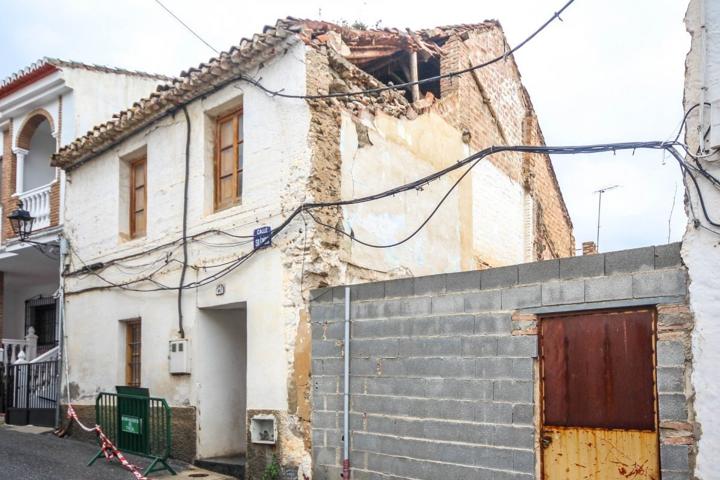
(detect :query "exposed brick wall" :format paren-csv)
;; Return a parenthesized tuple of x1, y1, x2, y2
(436, 27, 574, 260)
(310, 243, 693, 480)
(1, 123, 16, 241)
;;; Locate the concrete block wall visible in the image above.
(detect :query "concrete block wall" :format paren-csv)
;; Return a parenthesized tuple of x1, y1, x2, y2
(310, 243, 694, 479)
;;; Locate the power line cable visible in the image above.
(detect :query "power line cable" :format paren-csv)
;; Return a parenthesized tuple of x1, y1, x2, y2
(65, 140, 720, 295)
(152, 0, 219, 54)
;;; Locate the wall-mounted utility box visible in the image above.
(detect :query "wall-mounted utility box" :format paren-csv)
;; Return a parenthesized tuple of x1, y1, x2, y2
(250, 414, 277, 444)
(169, 339, 191, 375)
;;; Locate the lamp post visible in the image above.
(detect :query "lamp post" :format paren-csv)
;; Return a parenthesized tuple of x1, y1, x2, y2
(7, 200, 35, 242)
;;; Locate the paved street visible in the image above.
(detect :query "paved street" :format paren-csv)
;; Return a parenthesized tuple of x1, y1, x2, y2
(0, 424, 229, 479)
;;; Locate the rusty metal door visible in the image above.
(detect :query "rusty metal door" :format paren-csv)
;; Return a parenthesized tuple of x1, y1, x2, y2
(539, 308, 659, 479)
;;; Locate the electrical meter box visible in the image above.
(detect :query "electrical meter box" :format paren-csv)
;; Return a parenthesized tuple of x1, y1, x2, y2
(250, 414, 277, 444)
(169, 339, 191, 374)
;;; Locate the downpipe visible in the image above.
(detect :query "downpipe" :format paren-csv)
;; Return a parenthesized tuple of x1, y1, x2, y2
(343, 286, 351, 479)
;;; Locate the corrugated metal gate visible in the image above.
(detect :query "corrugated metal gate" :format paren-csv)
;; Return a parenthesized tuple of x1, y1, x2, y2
(539, 308, 659, 479)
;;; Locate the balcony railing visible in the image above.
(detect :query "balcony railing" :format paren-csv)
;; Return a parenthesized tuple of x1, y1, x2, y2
(17, 182, 53, 230)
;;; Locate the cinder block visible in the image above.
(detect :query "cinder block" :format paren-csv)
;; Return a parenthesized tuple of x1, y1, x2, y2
(493, 471, 534, 480)
(431, 294, 466, 314)
(464, 290, 502, 312)
(512, 358, 534, 380)
(584, 275, 633, 302)
(310, 287, 333, 303)
(473, 445, 514, 470)
(350, 358, 380, 376)
(655, 243, 682, 269)
(382, 357, 477, 378)
(313, 411, 338, 429)
(493, 380, 533, 403)
(494, 425, 534, 449)
(481, 265, 519, 289)
(384, 278, 414, 298)
(461, 336, 498, 357)
(501, 285, 542, 309)
(605, 246, 655, 275)
(311, 303, 344, 322)
(425, 378, 494, 401)
(497, 336, 538, 357)
(542, 280, 584, 305)
(352, 319, 407, 338)
(398, 337, 462, 357)
(366, 414, 398, 435)
(476, 357, 515, 379)
(657, 340, 686, 366)
(657, 367, 685, 393)
(475, 312, 511, 334)
(661, 444, 690, 472)
(351, 338, 399, 358)
(352, 281, 386, 301)
(411, 315, 476, 337)
(414, 274, 447, 296)
(659, 393, 688, 421)
(384, 297, 433, 317)
(313, 376, 338, 394)
(313, 340, 343, 358)
(518, 259, 559, 284)
(559, 254, 605, 279)
(475, 401, 513, 424)
(365, 376, 426, 397)
(312, 429, 325, 447)
(446, 270, 482, 292)
(351, 302, 383, 320)
(513, 450, 535, 474)
(633, 269, 687, 298)
(512, 404, 534, 425)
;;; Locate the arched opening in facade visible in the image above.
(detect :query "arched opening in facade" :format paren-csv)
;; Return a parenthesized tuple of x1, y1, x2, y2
(16, 111, 56, 192)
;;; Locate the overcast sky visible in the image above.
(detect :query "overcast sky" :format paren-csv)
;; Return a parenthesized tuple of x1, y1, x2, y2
(0, 0, 690, 252)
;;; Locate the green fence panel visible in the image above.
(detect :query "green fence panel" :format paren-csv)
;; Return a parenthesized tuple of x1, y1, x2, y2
(89, 388, 175, 476)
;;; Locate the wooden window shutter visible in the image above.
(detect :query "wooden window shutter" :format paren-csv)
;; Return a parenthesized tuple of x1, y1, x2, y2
(214, 107, 244, 211)
(130, 157, 147, 237)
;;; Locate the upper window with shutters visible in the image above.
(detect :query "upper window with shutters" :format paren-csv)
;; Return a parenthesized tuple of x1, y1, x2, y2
(214, 106, 244, 211)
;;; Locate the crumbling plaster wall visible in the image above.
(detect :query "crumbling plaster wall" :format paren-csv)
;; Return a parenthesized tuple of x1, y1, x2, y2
(437, 26, 574, 261)
(683, 1, 720, 478)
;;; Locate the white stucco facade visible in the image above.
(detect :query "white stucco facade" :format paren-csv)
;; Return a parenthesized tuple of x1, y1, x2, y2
(684, 1, 720, 478)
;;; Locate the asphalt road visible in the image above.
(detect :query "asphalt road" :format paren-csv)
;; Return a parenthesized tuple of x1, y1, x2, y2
(0, 426, 184, 479)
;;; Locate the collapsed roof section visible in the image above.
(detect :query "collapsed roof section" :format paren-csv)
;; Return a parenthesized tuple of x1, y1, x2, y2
(52, 18, 506, 168)
(295, 20, 501, 102)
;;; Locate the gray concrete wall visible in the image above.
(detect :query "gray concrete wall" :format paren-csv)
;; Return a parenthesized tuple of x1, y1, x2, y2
(309, 243, 693, 480)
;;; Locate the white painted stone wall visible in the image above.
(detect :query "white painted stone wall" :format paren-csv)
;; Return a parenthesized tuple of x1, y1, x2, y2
(683, 1, 720, 478)
(63, 43, 311, 458)
(471, 160, 527, 266)
(339, 109, 529, 277)
(60, 68, 165, 147)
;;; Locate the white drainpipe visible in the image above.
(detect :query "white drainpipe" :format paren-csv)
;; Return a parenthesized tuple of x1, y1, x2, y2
(342, 286, 351, 479)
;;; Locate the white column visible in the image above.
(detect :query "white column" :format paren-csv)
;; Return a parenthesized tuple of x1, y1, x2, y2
(12, 147, 28, 195)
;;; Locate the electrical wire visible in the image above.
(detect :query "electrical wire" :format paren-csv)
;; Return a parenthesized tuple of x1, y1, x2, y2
(236, 0, 576, 101)
(152, 0, 219, 54)
(65, 140, 718, 295)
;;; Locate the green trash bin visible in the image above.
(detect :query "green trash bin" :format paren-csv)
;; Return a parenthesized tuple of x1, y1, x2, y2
(89, 386, 176, 476)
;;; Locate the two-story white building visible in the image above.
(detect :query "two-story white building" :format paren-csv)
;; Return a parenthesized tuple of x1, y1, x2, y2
(0, 59, 168, 420)
(52, 19, 574, 478)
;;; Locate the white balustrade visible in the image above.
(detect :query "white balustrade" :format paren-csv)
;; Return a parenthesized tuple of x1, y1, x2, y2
(17, 183, 53, 230)
(1, 327, 38, 372)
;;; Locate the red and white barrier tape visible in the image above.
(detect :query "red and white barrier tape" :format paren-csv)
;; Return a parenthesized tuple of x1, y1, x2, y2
(67, 405, 148, 480)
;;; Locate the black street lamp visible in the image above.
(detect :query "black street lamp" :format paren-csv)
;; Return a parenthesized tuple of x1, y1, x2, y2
(7, 201, 34, 241)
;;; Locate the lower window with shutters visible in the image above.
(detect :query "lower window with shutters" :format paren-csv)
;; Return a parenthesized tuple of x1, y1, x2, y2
(124, 319, 142, 387)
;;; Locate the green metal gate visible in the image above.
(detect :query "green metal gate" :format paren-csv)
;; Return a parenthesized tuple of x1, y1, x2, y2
(89, 387, 175, 476)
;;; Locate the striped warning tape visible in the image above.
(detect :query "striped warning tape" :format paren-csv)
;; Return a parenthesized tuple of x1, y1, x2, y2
(67, 405, 148, 480)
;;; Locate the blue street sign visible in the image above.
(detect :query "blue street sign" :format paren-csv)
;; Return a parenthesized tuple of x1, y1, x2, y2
(253, 226, 272, 250)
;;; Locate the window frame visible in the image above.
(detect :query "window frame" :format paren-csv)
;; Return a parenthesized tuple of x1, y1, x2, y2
(129, 156, 147, 238)
(125, 318, 142, 388)
(213, 106, 244, 211)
